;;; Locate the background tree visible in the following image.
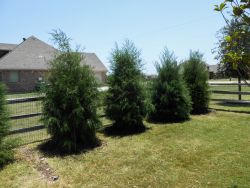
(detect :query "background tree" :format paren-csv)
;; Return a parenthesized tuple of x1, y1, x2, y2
(105, 40, 147, 132)
(214, 1, 250, 81)
(183, 51, 210, 114)
(214, 18, 250, 79)
(42, 30, 100, 152)
(149, 48, 191, 122)
(0, 83, 14, 167)
(214, 0, 250, 26)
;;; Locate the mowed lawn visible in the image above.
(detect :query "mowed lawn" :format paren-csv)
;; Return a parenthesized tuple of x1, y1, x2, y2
(1, 111, 250, 187)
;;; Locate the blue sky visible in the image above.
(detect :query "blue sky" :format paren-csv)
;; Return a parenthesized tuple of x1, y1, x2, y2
(0, 0, 225, 74)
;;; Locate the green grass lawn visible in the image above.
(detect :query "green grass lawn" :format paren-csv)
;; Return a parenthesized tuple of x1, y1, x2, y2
(1, 111, 250, 187)
(6, 92, 39, 99)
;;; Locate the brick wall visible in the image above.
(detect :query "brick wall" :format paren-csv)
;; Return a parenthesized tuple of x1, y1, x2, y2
(0, 70, 46, 93)
(0, 70, 107, 93)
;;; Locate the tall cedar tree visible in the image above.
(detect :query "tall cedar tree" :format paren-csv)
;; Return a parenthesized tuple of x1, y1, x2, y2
(42, 30, 100, 152)
(183, 51, 210, 114)
(105, 40, 146, 130)
(149, 48, 191, 122)
(0, 83, 13, 167)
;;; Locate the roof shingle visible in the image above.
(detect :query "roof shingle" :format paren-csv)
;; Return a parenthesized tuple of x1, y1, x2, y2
(0, 36, 107, 72)
(0, 43, 17, 51)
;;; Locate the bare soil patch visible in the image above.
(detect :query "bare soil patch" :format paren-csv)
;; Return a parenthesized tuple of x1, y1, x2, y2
(16, 146, 59, 182)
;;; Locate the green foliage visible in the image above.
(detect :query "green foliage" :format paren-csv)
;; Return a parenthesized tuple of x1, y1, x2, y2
(35, 79, 46, 92)
(149, 48, 191, 122)
(0, 83, 14, 168)
(215, 19, 250, 79)
(183, 51, 210, 114)
(105, 40, 147, 130)
(42, 30, 100, 153)
(214, 0, 250, 25)
(0, 84, 8, 144)
(214, 1, 250, 78)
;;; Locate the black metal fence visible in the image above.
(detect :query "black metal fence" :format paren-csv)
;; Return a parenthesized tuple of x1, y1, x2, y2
(7, 95, 49, 145)
(6, 94, 107, 145)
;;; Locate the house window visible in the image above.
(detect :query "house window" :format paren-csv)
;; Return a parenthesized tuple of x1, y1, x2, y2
(9, 71, 20, 83)
(0, 72, 2, 81)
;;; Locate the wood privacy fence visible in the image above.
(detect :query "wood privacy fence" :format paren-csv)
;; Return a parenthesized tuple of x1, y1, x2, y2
(209, 82, 250, 104)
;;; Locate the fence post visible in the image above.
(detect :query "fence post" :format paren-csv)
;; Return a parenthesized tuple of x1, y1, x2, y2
(238, 76, 242, 100)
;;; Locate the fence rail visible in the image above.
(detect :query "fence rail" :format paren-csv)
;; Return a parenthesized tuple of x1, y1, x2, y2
(10, 112, 42, 120)
(212, 90, 250, 95)
(9, 125, 44, 135)
(209, 82, 249, 86)
(211, 98, 250, 104)
(7, 96, 44, 104)
(209, 82, 250, 104)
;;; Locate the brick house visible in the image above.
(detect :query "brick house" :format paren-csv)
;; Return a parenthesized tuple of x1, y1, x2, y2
(0, 36, 107, 93)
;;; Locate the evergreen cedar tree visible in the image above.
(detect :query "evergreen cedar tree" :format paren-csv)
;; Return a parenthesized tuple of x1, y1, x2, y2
(149, 48, 192, 122)
(105, 40, 147, 131)
(0, 83, 13, 167)
(42, 30, 100, 153)
(183, 51, 210, 114)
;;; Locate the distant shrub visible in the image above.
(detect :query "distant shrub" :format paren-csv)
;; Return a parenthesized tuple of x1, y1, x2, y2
(105, 40, 147, 131)
(183, 51, 210, 114)
(35, 79, 47, 92)
(149, 48, 192, 122)
(0, 83, 14, 167)
(42, 30, 100, 153)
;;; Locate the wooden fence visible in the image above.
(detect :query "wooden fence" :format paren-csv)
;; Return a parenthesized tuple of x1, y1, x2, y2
(209, 82, 250, 104)
(7, 96, 44, 135)
(7, 96, 106, 145)
(6, 83, 250, 144)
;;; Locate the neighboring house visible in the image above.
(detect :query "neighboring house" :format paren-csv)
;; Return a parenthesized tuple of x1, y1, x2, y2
(206, 64, 219, 79)
(0, 36, 107, 93)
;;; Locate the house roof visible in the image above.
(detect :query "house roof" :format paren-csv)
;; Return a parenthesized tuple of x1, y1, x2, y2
(0, 36, 107, 72)
(0, 43, 17, 51)
(82, 53, 107, 72)
(208, 64, 219, 73)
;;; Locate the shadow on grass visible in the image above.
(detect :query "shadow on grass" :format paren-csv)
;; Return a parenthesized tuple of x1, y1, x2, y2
(210, 102, 250, 114)
(190, 109, 212, 115)
(99, 123, 150, 137)
(146, 116, 191, 125)
(37, 138, 102, 157)
(216, 102, 250, 108)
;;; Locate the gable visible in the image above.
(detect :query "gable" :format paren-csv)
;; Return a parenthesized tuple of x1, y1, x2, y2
(0, 36, 107, 72)
(0, 36, 56, 70)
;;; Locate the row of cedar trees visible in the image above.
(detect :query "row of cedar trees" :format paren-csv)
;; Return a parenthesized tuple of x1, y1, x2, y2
(0, 31, 210, 160)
